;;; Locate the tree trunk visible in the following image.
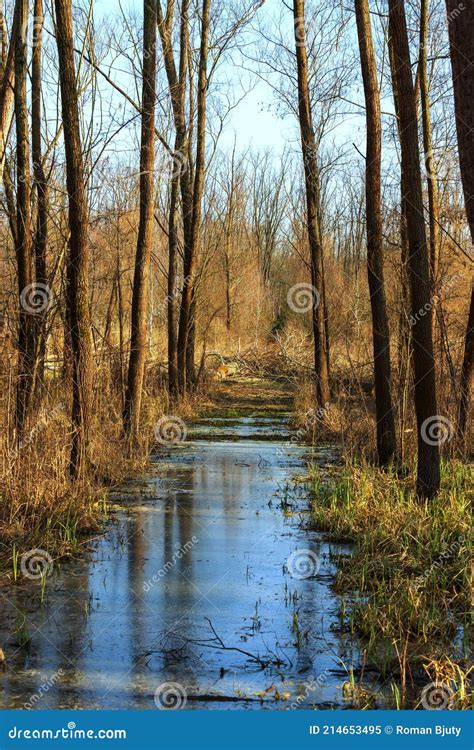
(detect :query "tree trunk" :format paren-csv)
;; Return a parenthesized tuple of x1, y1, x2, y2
(419, 0, 440, 290)
(355, 0, 396, 465)
(167, 165, 179, 396)
(445, 0, 474, 445)
(176, 0, 210, 394)
(293, 0, 330, 408)
(14, 0, 36, 434)
(157, 0, 194, 395)
(55, 0, 93, 478)
(123, 0, 157, 443)
(457, 284, 473, 445)
(32, 0, 48, 395)
(388, 0, 440, 499)
(0, 0, 20, 180)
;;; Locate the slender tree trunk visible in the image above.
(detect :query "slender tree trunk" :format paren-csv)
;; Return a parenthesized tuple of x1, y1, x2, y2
(32, 0, 48, 395)
(167, 164, 179, 396)
(445, 0, 474, 445)
(176, 0, 210, 394)
(293, 0, 330, 407)
(0, 0, 20, 181)
(186, 295, 197, 386)
(388, 32, 412, 456)
(123, 0, 157, 443)
(388, 0, 440, 499)
(157, 0, 193, 394)
(355, 0, 396, 465)
(55, 0, 93, 478)
(419, 0, 440, 289)
(14, 0, 36, 434)
(457, 284, 473, 444)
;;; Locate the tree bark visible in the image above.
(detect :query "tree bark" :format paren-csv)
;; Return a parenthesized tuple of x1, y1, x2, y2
(176, 0, 210, 394)
(355, 0, 396, 465)
(14, 0, 36, 434)
(293, 0, 330, 407)
(419, 0, 440, 290)
(32, 0, 48, 394)
(0, 0, 20, 180)
(445, 0, 474, 445)
(388, 0, 440, 499)
(167, 165, 179, 396)
(123, 0, 157, 443)
(157, 0, 188, 397)
(55, 0, 93, 478)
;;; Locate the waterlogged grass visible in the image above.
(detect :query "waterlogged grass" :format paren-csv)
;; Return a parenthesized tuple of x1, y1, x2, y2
(310, 459, 472, 706)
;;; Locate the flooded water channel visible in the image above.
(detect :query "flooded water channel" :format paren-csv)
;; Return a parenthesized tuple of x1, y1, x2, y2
(0, 415, 388, 709)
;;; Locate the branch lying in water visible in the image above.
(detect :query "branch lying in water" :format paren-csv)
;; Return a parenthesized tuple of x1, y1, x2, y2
(143, 618, 292, 670)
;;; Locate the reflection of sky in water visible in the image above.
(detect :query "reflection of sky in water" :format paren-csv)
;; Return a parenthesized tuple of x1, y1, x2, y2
(0, 418, 385, 710)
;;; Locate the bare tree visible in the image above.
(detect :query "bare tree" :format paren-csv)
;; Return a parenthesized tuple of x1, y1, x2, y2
(419, 0, 440, 290)
(445, 0, 473, 445)
(293, 0, 330, 407)
(0, 0, 20, 180)
(55, 0, 93, 477)
(14, 0, 36, 433)
(123, 0, 158, 442)
(388, 0, 440, 498)
(355, 0, 396, 465)
(176, 0, 211, 393)
(32, 0, 48, 393)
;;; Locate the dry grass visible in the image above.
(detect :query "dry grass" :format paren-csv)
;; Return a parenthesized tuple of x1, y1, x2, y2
(309, 459, 472, 705)
(0, 370, 202, 582)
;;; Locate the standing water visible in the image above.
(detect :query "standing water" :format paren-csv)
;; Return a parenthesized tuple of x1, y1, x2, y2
(0, 399, 386, 709)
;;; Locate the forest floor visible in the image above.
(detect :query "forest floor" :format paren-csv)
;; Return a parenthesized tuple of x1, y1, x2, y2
(199, 375, 294, 417)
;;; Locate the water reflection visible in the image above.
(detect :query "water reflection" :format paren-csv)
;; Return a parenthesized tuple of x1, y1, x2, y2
(0, 418, 383, 709)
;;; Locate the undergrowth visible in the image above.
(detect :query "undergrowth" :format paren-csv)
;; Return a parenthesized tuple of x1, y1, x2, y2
(310, 459, 472, 708)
